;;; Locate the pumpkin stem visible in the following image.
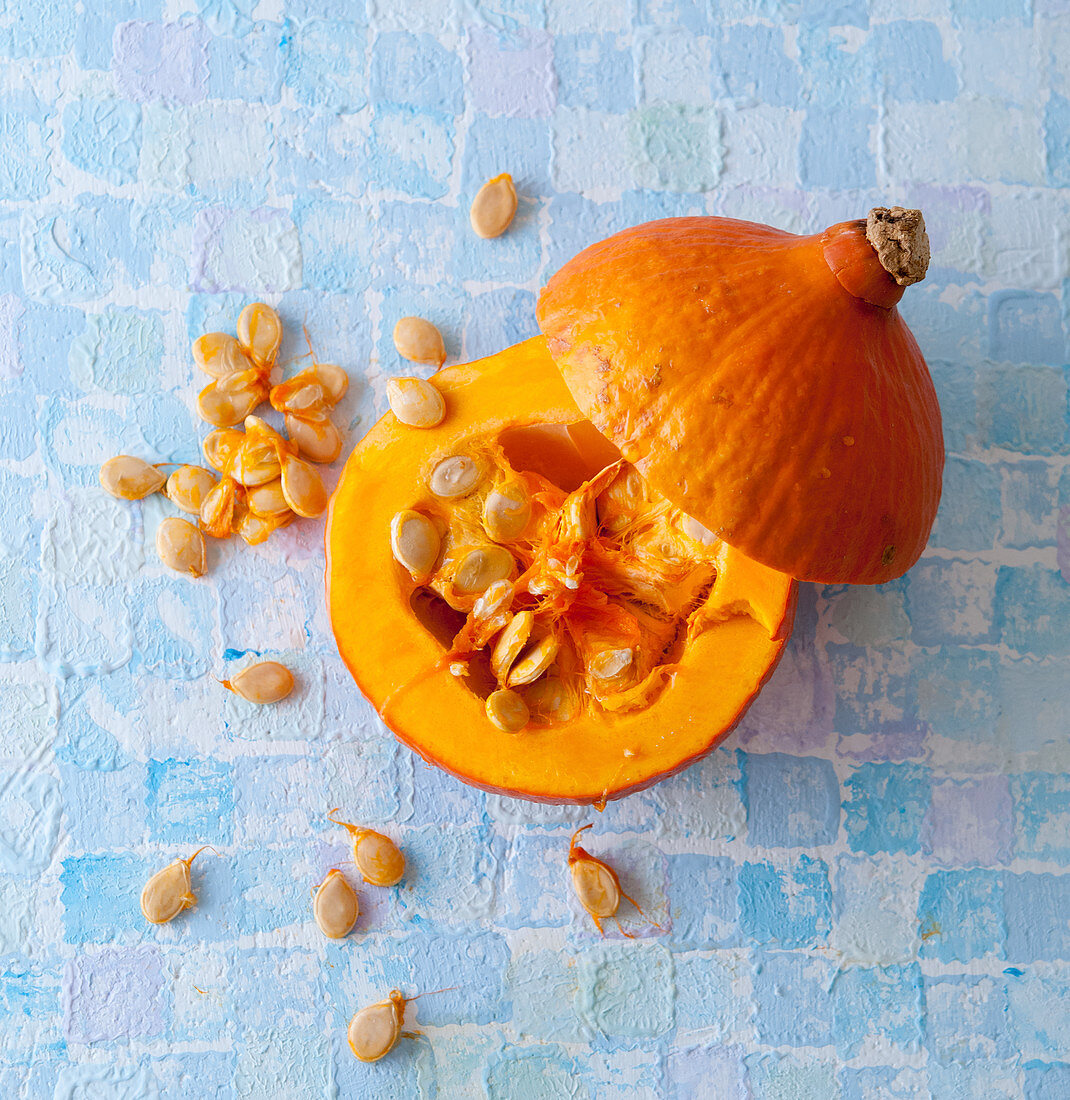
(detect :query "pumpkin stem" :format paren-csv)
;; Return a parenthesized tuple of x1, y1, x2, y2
(865, 207, 930, 287)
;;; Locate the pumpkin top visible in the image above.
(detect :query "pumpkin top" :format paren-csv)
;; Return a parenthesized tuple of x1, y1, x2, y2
(535, 209, 943, 585)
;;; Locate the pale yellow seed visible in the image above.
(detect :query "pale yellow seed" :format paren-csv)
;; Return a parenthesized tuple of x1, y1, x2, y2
(141, 850, 206, 924)
(590, 648, 634, 680)
(313, 869, 359, 939)
(490, 611, 534, 683)
(454, 545, 514, 594)
(237, 302, 282, 368)
(280, 455, 328, 519)
(508, 634, 560, 687)
(311, 363, 348, 404)
(472, 579, 513, 621)
(199, 477, 237, 539)
(227, 660, 294, 704)
(273, 380, 327, 417)
(202, 428, 244, 473)
(237, 508, 291, 546)
(390, 510, 440, 580)
(227, 436, 282, 488)
(286, 413, 343, 463)
(192, 332, 254, 378)
(483, 483, 531, 541)
(392, 316, 446, 367)
(429, 455, 481, 499)
(354, 831, 406, 887)
(99, 456, 166, 500)
(197, 370, 266, 428)
(156, 517, 206, 577)
(271, 365, 348, 410)
(386, 377, 445, 428)
(348, 991, 405, 1063)
(486, 689, 529, 733)
(470, 172, 518, 239)
(571, 859, 621, 919)
(245, 478, 290, 518)
(165, 465, 217, 515)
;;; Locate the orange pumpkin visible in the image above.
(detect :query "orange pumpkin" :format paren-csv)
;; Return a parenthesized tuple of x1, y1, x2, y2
(327, 208, 941, 804)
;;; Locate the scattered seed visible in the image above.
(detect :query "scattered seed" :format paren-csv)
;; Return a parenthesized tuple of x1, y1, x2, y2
(237, 302, 282, 369)
(200, 476, 238, 539)
(192, 332, 254, 378)
(486, 688, 529, 733)
(393, 316, 446, 367)
(286, 413, 343, 463)
(197, 369, 268, 428)
(483, 483, 531, 542)
(490, 611, 534, 683)
(348, 989, 406, 1063)
(141, 848, 210, 924)
(100, 456, 166, 500)
(429, 455, 481, 499)
(507, 634, 560, 687)
(313, 869, 359, 939)
(568, 825, 622, 931)
(390, 510, 440, 580)
(386, 377, 446, 429)
(589, 648, 634, 680)
(156, 517, 206, 577)
(222, 660, 295, 704)
(470, 172, 518, 239)
(280, 454, 328, 518)
(202, 428, 244, 473)
(245, 478, 290, 518)
(166, 465, 218, 515)
(328, 810, 405, 886)
(454, 545, 515, 594)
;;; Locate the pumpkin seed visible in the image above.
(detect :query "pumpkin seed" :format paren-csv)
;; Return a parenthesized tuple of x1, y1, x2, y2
(386, 377, 446, 428)
(523, 676, 576, 723)
(224, 660, 294, 704)
(328, 810, 405, 886)
(589, 648, 633, 680)
(141, 847, 210, 924)
(271, 364, 348, 410)
(165, 465, 217, 515)
(200, 477, 238, 539)
(237, 508, 291, 546)
(348, 990, 406, 1063)
(156, 517, 206, 577)
(246, 478, 290, 518)
(192, 332, 253, 378)
(681, 513, 717, 546)
(507, 634, 560, 687)
(568, 825, 621, 927)
(486, 688, 529, 733)
(227, 435, 282, 488)
(280, 455, 328, 518)
(272, 380, 327, 417)
(393, 316, 446, 367)
(237, 302, 282, 368)
(286, 413, 343, 464)
(202, 428, 244, 473)
(197, 369, 268, 428)
(490, 611, 534, 683)
(390, 510, 440, 580)
(470, 172, 518, 239)
(454, 545, 514, 594)
(472, 579, 513, 622)
(429, 455, 481, 499)
(99, 456, 166, 500)
(483, 483, 531, 541)
(313, 869, 359, 939)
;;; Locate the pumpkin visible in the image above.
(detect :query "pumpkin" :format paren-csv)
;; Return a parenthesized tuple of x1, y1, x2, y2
(327, 208, 940, 804)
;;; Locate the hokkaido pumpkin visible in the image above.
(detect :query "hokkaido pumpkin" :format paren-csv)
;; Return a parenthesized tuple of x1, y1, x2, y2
(327, 208, 941, 804)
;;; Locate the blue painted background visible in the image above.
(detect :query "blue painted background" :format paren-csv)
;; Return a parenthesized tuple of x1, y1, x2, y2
(1, 1, 1068, 1097)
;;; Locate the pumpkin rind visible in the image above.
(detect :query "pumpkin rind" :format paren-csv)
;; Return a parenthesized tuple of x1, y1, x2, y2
(326, 337, 797, 804)
(536, 216, 943, 585)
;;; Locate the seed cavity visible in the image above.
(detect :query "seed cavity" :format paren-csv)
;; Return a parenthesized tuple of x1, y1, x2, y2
(390, 510, 440, 580)
(393, 316, 446, 367)
(100, 456, 166, 500)
(328, 810, 405, 887)
(348, 990, 406, 1063)
(507, 634, 560, 687)
(486, 688, 529, 733)
(430, 455, 481, 499)
(156, 517, 206, 577)
(470, 173, 518, 239)
(387, 377, 446, 428)
(141, 848, 210, 925)
(313, 869, 359, 939)
(237, 302, 282, 369)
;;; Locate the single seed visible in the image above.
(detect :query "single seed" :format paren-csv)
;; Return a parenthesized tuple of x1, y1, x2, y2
(490, 611, 534, 683)
(568, 825, 622, 931)
(286, 413, 343, 464)
(227, 436, 282, 488)
(429, 455, 481, 499)
(271, 380, 327, 417)
(237, 302, 282, 369)
(470, 172, 518, 239)
(192, 332, 254, 378)
(348, 990, 406, 1063)
(472, 579, 513, 622)
(392, 316, 446, 367)
(454, 545, 515, 594)
(156, 517, 206, 577)
(237, 508, 291, 546)
(390, 510, 440, 581)
(99, 456, 166, 500)
(280, 454, 328, 518)
(483, 483, 531, 541)
(271, 364, 348, 410)
(562, 492, 596, 541)
(141, 847, 211, 925)
(681, 513, 718, 546)
(507, 634, 560, 687)
(200, 477, 238, 539)
(166, 465, 218, 515)
(328, 810, 405, 886)
(202, 428, 244, 473)
(313, 869, 359, 939)
(309, 363, 348, 404)
(524, 676, 576, 723)
(222, 660, 294, 704)
(486, 689, 529, 733)
(245, 478, 290, 518)
(386, 377, 446, 428)
(197, 369, 268, 428)
(449, 661, 468, 677)
(590, 648, 634, 681)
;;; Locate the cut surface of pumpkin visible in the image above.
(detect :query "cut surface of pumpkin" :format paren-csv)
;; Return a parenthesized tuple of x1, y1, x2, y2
(327, 337, 796, 804)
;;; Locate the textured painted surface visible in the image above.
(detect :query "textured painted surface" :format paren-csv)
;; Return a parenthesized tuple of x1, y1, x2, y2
(0, 1, 1068, 1097)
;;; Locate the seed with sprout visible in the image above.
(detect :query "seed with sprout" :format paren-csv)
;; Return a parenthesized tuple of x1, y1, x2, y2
(486, 688, 529, 733)
(568, 824, 639, 934)
(483, 482, 531, 541)
(470, 172, 518, 239)
(313, 868, 359, 939)
(490, 611, 534, 683)
(387, 377, 446, 429)
(280, 454, 328, 518)
(237, 302, 282, 369)
(453, 545, 515, 595)
(221, 660, 294, 704)
(166, 465, 218, 515)
(392, 316, 446, 367)
(348, 989, 407, 1063)
(328, 810, 405, 886)
(141, 847, 211, 924)
(285, 413, 343, 464)
(429, 455, 481, 499)
(100, 456, 166, 500)
(156, 517, 206, 577)
(390, 510, 440, 581)
(192, 332, 254, 378)
(507, 634, 560, 687)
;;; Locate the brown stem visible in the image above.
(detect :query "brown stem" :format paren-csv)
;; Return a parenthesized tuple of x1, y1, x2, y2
(866, 207, 930, 287)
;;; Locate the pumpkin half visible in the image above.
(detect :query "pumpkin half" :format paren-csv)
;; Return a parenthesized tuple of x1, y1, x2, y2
(327, 208, 940, 803)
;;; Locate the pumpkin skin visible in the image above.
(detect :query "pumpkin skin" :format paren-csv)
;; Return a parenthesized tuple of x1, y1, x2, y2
(327, 337, 797, 804)
(537, 216, 943, 585)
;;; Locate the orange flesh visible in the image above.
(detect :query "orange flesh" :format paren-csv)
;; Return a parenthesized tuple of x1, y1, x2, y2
(327, 337, 797, 804)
